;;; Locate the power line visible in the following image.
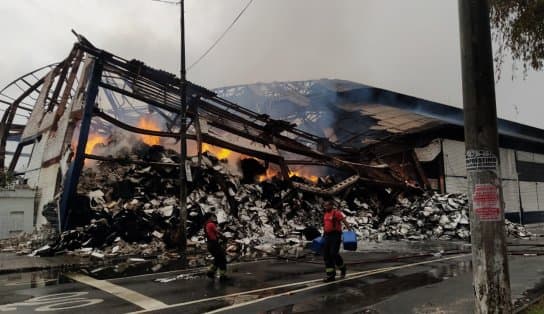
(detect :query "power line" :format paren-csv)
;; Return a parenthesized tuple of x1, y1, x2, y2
(187, 0, 254, 71)
(151, 0, 255, 72)
(151, 0, 180, 5)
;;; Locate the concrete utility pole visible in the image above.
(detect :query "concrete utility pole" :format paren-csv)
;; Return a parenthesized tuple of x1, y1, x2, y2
(458, 1, 512, 313)
(179, 0, 188, 263)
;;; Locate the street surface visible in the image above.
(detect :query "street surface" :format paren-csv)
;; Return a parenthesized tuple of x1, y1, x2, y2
(1, 241, 543, 313)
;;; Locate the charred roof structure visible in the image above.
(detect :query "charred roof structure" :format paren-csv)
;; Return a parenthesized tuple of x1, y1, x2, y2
(0, 35, 420, 231)
(3, 34, 544, 233)
(216, 80, 544, 224)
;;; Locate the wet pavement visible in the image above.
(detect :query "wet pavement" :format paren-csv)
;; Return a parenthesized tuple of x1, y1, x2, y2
(0, 252, 87, 274)
(0, 240, 543, 313)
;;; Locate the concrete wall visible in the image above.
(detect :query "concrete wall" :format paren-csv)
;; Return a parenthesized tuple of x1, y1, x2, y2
(0, 188, 36, 239)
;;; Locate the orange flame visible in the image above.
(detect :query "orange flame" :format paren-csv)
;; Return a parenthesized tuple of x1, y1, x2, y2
(257, 168, 320, 183)
(258, 168, 280, 182)
(289, 170, 319, 184)
(85, 133, 107, 155)
(137, 117, 161, 146)
(202, 143, 232, 160)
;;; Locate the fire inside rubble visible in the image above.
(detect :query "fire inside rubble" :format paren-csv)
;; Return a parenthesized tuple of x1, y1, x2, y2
(4, 135, 531, 265)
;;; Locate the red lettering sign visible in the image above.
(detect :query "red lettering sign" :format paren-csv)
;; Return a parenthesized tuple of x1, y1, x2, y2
(472, 184, 501, 221)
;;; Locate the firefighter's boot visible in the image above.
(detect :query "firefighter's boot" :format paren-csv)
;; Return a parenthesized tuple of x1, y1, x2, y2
(323, 268, 336, 282)
(339, 265, 347, 279)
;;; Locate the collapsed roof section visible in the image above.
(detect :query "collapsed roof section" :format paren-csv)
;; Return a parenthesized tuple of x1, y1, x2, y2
(216, 79, 544, 156)
(0, 34, 424, 230)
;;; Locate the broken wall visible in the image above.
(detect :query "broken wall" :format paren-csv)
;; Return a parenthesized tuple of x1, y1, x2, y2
(19, 54, 95, 226)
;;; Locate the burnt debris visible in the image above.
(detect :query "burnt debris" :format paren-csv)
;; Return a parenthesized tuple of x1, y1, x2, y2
(2, 143, 529, 261)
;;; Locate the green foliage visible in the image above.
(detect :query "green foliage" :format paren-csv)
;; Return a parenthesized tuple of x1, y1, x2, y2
(522, 296, 544, 314)
(490, 0, 544, 76)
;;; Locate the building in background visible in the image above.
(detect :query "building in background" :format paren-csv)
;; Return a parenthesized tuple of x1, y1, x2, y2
(0, 187, 36, 239)
(218, 79, 544, 224)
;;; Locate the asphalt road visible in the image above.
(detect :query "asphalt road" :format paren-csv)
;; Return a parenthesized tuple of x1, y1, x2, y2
(2, 240, 543, 314)
(0, 251, 474, 314)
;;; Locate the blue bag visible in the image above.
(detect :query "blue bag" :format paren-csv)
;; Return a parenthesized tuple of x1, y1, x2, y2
(342, 231, 357, 251)
(311, 236, 325, 253)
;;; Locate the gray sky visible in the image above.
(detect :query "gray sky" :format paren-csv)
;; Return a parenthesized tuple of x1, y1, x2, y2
(1, 0, 543, 128)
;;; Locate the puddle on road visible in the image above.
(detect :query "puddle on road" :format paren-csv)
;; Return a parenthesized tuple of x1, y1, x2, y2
(0, 269, 70, 290)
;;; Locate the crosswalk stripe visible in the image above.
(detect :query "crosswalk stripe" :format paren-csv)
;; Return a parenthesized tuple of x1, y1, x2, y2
(66, 273, 168, 311)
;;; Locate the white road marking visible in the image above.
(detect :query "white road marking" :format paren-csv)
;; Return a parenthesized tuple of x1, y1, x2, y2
(0, 292, 103, 312)
(129, 253, 471, 314)
(205, 253, 472, 313)
(66, 273, 167, 311)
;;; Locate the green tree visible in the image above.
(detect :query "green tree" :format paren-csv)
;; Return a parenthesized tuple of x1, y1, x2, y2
(490, 0, 544, 75)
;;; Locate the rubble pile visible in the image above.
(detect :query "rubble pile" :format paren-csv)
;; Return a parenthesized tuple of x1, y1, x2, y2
(0, 226, 57, 254)
(4, 143, 533, 260)
(375, 193, 472, 241)
(505, 219, 533, 238)
(368, 193, 532, 240)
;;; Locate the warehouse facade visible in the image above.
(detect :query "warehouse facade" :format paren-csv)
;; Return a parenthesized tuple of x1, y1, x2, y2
(420, 138, 543, 224)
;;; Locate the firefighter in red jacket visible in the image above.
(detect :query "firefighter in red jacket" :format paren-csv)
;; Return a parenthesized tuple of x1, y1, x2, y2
(322, 200, 351, 282)
(204, 213, 228, 281)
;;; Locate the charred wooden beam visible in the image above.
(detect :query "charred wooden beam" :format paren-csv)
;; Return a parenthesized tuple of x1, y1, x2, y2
(94, 108, 285, 163)
(47, 48, 77, 112)
(53, 49, 84, 131)
(94, 108, 181, 138)
(411, 150, 431, 190)
(0, 76, 46, 170)
(84, 154, 179, 167)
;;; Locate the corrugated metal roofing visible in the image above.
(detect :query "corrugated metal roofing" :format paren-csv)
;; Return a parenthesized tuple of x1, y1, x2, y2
(215, 79, 544, 151)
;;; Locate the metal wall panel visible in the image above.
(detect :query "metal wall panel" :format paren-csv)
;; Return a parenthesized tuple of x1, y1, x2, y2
(21, 72, 55, 140)
(443, 139, 466, 177)
(24, 137, 47, 187)
(520, 181, 539, 212)
(538, 183, 544, 211)
(517, 151, 534, 162)
(502, 179, 520, 213)
(500, 148, 518, 180)
(445, 176, 467, 194)
(534, 153, 544, 164)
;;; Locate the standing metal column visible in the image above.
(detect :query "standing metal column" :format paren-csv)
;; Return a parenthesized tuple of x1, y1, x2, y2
(59, 60, 103, 231)
(458, 1, 512, 312)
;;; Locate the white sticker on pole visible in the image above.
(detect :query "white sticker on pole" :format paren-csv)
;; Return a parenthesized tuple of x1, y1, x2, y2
(185, 161, 193, 182)
(466, 150, 498, 171)
(472, 184, 501, 221)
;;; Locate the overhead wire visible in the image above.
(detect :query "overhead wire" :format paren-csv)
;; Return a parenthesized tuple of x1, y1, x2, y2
(151, 0, 180, 5)
(150, 0, 255, 72)
(187, 0, 255, 71)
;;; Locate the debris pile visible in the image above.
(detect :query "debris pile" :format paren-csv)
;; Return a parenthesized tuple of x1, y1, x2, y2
(0, 226, 57, 254)
(2, 143, 533, 260)
(374, 193, 472, 241)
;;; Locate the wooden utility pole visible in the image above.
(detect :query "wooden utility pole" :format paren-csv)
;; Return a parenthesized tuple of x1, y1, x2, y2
(458, 1, 512, 313)
(179, 0, 188, 264)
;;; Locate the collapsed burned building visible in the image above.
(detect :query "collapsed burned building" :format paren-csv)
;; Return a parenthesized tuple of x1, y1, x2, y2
(215, 80, 544, 225)
(0, 34, 541, 249)
(0, 34, 419, 233)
